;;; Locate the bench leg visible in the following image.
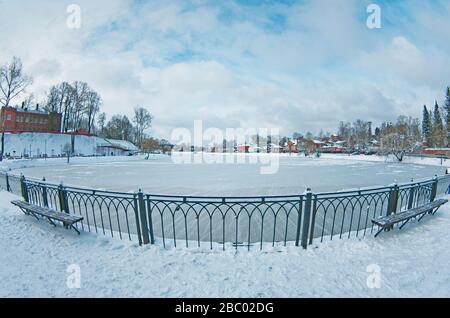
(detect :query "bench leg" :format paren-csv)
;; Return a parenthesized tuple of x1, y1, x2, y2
(29, 212, 40, 221)
(399, 219, 410, 230)
(71, 225, 81, 235)
(374, 227, 385, 238)
(45, 217, 57, 227)
(431, 206, 443, 216)
(19, 208, 40, 221)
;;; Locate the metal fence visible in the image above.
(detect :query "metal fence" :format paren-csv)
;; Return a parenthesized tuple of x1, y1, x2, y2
(1, 171, 449, 250)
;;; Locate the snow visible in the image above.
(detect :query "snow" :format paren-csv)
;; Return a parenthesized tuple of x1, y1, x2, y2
(1, 189, 450, 297)
(321, 153, 450, 168)
(0, 132, 138, 157)
(3, 153, 446, 195)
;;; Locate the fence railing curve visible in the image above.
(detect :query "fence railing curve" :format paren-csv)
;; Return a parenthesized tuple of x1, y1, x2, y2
(0, 170, 449, 250)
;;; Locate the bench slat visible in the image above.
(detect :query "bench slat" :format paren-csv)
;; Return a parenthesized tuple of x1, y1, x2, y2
(372, 199, 448, 227)
(11, 200, 83, 225)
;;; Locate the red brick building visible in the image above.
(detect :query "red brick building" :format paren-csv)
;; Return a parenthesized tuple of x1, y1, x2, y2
(0, 105, 61, 133)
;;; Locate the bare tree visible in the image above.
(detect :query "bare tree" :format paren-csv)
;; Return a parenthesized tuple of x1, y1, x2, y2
(22, 94, 36, 109)
(85, 91, 101, 133)
(45, 81, 102, 133)
(0, 57, 32, 107)
(104, 115, 134, 142)
(133, 107, 153, 146)
(97, 112, 106, 136)
(353, 119, 370, 149)
(69, 81, 89, 131)
(45, 82, 72, 132)
(379, 116, 421, 161)
(45, 85, 60, 112)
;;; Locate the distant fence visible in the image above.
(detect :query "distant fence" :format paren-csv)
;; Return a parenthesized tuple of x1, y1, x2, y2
(1, 171, 449, 250)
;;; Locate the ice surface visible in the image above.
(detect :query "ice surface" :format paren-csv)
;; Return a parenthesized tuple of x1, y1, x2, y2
(7, 153, 447, 196)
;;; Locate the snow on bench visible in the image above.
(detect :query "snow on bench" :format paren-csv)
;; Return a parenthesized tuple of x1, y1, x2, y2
(372, 199, 448, 237)
(11, 200, 84, 235)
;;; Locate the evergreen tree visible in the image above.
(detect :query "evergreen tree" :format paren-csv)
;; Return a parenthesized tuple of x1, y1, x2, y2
(432, 101, 445, 147)
(422, 105, 432, 144)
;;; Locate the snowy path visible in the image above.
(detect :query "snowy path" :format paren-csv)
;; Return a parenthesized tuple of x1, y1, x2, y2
(1, 190, 450, 297)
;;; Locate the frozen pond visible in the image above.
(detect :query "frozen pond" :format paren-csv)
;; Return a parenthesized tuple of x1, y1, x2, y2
(9, 154, 448, 245)
(13, 154, 446, 195)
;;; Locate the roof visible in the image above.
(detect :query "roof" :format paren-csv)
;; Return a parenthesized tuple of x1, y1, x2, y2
(97, 138, 139, 151)
(4, 105, 52, 116)
(424, 148, 450, 151)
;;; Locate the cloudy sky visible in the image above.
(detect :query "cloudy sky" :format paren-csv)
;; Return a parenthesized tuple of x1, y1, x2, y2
(0, 0, 449, 138)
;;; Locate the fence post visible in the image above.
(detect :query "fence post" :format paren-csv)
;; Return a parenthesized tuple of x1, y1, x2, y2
(309, 196, 317, 245)
(138, 189, 150, 245)
(387, 183, 399, 216)
(20, 175, 29, 203)
(407, 179, 415, 209)
(5, 172, 10, 192)
(133, 193, 143, 246)
(430, 175, 438, 202)
(146, 195, 155, 245)
(295, 196, 303, 247)
(301, 188, 313, 249)
(42, 177, 48, 207)
(58, 183, 69, 214)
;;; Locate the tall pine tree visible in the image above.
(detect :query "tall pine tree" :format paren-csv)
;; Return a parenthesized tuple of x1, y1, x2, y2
(422, 105, 431, 143)
(432, 101, 445, 147)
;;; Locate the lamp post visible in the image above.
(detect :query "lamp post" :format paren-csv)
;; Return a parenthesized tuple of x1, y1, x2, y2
(0, 131, 4, 162)
(0, 110, 5, 162)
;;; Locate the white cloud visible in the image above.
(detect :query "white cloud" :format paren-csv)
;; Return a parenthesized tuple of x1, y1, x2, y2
(0, 0, 449, 138)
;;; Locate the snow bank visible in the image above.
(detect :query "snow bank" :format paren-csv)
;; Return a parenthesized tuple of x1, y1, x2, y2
(0, 154, 153, 173)
(0, 132, 138, 158)
(321, 153, 450, 168)
(1, 190, 450, 297)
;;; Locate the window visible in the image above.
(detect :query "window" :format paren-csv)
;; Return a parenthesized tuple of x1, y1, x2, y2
(6, 114, 11, 121)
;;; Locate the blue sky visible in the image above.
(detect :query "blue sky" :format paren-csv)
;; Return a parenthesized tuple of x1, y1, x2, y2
(0, 0, 449, 138)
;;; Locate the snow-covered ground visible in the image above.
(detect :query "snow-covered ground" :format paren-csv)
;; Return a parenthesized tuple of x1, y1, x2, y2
(1, 189, 450, 297)
(321, 153, 450, 168)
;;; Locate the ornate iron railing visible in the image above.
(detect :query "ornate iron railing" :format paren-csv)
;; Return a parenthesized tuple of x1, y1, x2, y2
(0, 171, 449, 250)
(145, 194, 304, 250)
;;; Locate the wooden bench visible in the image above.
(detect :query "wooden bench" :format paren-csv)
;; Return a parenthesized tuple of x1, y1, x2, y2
(11, 200, 84, 235)
(372, 199, 448, 237)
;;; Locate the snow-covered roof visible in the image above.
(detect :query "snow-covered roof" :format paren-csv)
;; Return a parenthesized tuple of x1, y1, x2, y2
(270, 144, 282, 148)
(98, 138, 139, 151)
